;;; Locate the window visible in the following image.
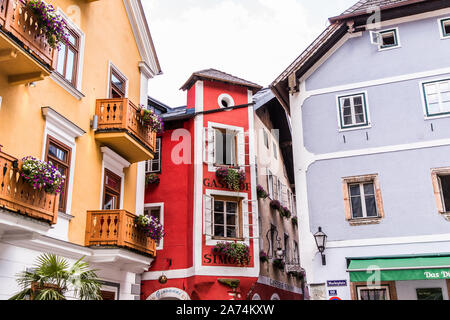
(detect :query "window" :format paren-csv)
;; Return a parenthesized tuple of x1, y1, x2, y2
(144, 205, 164, 248)
(45, 136, 72, 213)
(284, 234, 289, 262)
(431, 168, 450, 219)
(218, 93, 235, 108)
(267, 170, 274, 199)
(293, 241, 300, 264)
(56, 27, 80, 87)
(103, 169, 121, 210)
(379, 29, 399, 49)
(348, 182, 378, 219)
(423, 79, 450, 117)
(338, 93, 369, 129)
(357, 285, 390, 300)
(145, 138, 161, 173)
(269, 224, 276, 258)
(342, 174, 384, 225)
(263, 130, 269, 149)
(440, 18, 450, 38)
(109, 66, 127, 98)
(273, 142, 277, 159)
(214, 128, 237, 166)
(416, 288, 443, 300)
(212, 196, 242, 240)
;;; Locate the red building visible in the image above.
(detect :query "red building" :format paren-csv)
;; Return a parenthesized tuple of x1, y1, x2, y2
(140, 69, 304, 300)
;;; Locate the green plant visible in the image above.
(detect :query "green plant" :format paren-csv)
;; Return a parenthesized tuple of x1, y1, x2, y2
(134, 215, 165, 242)
(20, 156, 64, 194)
(259, 250, 269, 263)
(257, 185, 268, 199)
(215, 167, 245, 192)
(23, 0, 69, 49)
(212, 241, 250, 266)
(272, 258, 285, 271)
(292, 216, 298, 227)
(145, 173, 160, 186)
(9, 254, 102, 300)
(140, 107, 164, 134)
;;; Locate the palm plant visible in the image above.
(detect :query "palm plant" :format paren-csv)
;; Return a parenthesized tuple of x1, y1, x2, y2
(9, 253, 102, 300)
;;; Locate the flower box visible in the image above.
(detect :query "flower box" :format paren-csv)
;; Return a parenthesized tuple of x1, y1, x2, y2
(212, 241, 250, 266)
(215, 167, 246, 192)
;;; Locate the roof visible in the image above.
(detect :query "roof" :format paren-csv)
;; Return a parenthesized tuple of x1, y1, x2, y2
(180, 68, 263, 94)
(329, 0, 425, 22)
(271, 0, 444, 112)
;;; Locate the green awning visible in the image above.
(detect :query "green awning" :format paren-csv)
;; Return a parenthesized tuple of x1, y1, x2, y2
(348, 257, 450, 282)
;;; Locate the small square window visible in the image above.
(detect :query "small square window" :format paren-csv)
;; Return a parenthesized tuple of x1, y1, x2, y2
(440, 18, 450, 38)
(373, 28, 400, 50)
(338, 93, 369, 129)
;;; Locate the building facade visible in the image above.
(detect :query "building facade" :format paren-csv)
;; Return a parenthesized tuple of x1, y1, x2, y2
(272, 0, 450, 300)
(140, 70, 305, 300)
(0, 0, 161, 300)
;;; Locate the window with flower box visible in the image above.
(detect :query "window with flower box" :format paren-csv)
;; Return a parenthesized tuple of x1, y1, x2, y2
(144, 203, 164, 249)
(45, 136, 71, 213)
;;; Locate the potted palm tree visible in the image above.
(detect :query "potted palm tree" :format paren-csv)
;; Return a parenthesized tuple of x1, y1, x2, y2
(9, 253, 102, 300)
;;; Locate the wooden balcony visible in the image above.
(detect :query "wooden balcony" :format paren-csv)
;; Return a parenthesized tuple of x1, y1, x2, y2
(94, 98, 157, 163)
(85, 210, 156, 257)
(0, 0, 58, 85)
(0, 149, 59, 225)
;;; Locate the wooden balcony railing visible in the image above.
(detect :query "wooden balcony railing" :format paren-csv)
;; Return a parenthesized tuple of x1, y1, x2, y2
(0, 0, 57, 69)
(95, 98, 157, 153)
(0, 149, 59, 225)
(85, 210, 156, 257)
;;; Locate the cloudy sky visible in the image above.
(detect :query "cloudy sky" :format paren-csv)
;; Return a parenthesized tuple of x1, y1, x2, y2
(142, 0, 357, 107)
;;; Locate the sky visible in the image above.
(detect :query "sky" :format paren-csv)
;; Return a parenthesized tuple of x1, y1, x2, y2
(141, 0, 357, 107)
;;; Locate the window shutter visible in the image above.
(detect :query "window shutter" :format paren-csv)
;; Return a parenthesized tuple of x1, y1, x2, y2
(242, 199, 259, 240)
(437, 176, 446, 212)
(370, 31, 381, 45)
(237, 131, 246, 167)
(203, 194, 214, 235)
(203, 128, 215, 165)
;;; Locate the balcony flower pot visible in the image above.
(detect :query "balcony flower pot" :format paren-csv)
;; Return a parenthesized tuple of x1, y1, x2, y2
(215, 167, 245, 192)
(140, 107, 164, 134)
(259, 250, 269, 263)
(134, 215, 164, 242)
(257, 184, 268, 199)
(270, 200, 281, 211)
(212, 241, 250, 266)
(291, 216, 298, 227)
(272, 258, 285, 271)
(23, 0, 70, 49)
(145, 173, 160, 186)
(280, 206, 291, 219)
(20, 156, 64, 194)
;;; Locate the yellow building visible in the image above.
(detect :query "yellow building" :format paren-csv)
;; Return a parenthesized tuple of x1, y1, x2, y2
(0, 0, 161, 300)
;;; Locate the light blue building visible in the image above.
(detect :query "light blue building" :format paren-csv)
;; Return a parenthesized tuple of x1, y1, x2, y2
(271, 0, 450, 300)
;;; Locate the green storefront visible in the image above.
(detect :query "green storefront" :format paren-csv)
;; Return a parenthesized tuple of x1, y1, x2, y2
(347, 256, 450, 300)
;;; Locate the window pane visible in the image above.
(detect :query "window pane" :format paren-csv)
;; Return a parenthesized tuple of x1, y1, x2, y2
(381, 32, 396, 46)
(214, 201, 224, 212)
(226, 227, 236, 238)
(343, 98, 351, 107)
(445, 22, 450, 35)
(428, 102, 441, 114)
(439, 175, 450, 212)
(365, 195, 378, 217)
(353, 96, 362, 105)
(214, 213, 224, 225)
(343, 106, 352, 116)
(226, 202, 237, 213)
(355, 114, 365, 124)
(214, 226, 224, 237)
(56, 44, 66, 75)
(417, 288, 443, 300)
(48, 144, 67, 162)
(349, 185, 360, 196)
(65, 49, 75, 83)
(351, 196, 363, 218)
(427, 93, 439, 104)
(226, 214, 236, 226)
(111, 73, 124, 90)
(363, 183, 375, 195)
(343, 116, 353, 125)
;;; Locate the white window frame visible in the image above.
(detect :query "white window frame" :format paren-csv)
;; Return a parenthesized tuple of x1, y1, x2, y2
(218, 93, 235, 109)
(204, 189, 249, 247)
(145, 137, 161, 173)
(50, 7, 85, 100)
(336, 91, 371, 132)
(438, 17, 450, 39)
(144, 202, 164, 250)
(267, 170, 274, 199)
(206, 122, 245, 172)
(348, 182, 379, 219)
(421, 78, 450, 118)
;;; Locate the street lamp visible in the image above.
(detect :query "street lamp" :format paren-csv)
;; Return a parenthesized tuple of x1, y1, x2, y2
(313, 227, 327, 266)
